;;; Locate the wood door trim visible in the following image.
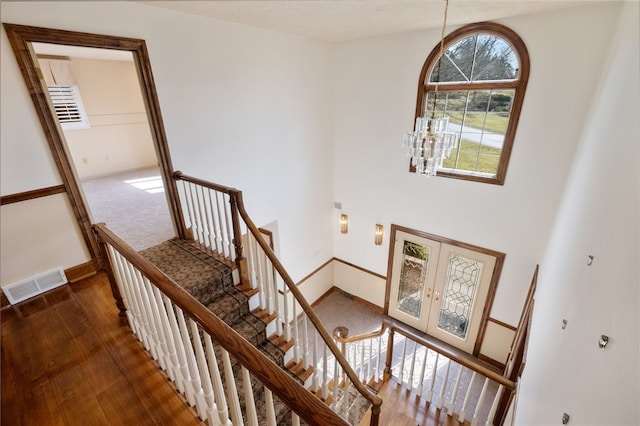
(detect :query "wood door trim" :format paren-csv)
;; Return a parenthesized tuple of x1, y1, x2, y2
(3, 23, 186, 269)
(385, 223, 506, 357)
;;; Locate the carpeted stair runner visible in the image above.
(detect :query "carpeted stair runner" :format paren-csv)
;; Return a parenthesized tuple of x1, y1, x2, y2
(139, 238, 290, 423)
(139, 238, 372, 425)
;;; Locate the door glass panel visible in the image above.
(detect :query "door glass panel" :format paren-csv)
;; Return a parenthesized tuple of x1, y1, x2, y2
(396, 241, 431, 319)
(437, 253, 484, 339)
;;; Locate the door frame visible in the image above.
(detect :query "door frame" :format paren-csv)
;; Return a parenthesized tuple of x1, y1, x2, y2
(3, 23, 187, 268)
(384, 223, 505, 356)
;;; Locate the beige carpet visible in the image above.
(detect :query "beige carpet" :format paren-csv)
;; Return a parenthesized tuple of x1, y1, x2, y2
(81, 167, 175, 250)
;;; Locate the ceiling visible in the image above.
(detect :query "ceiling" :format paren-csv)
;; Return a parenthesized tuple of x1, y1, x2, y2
(139, 0, 601, 42)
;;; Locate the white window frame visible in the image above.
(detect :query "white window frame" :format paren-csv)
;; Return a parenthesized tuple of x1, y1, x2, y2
(47, 84, 90, 130)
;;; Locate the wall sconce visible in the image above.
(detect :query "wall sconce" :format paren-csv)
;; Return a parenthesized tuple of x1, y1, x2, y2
(375, 224, 384, 246)
(340, 214, 349, 234)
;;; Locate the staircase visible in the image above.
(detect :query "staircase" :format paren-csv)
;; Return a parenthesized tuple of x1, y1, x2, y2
(139, 236, 373, 425)
(140, 238, 285, 367)
(140, 238, 293, 423)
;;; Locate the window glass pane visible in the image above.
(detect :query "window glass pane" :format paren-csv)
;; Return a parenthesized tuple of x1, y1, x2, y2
(396, 241, 431, 319)
(471, 35, 518, 81)
(424, 89, 513, 176)
(430, 34, 518, 84)
(437, 254, 484, 339)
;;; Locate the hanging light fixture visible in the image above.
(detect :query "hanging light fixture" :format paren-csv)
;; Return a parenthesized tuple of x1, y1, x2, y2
(402, 0, 459, 176)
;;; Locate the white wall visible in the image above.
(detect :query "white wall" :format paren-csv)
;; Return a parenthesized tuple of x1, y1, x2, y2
(63, 57, 157, 179)
(331, 3, 623, 330)
(1, 1, 334, 286)
(516, 2, 640, 424)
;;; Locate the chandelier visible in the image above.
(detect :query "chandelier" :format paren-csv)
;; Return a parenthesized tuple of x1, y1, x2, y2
(402, 0, 458, 176)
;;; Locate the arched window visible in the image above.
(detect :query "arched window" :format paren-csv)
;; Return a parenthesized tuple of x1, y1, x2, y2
(413, 22, 529, 184)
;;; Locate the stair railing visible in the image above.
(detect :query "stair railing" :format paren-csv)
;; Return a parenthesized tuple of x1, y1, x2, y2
(334, 318, 517, 426)
(93, 222, 349, 426)
(172, 171, 382, 425)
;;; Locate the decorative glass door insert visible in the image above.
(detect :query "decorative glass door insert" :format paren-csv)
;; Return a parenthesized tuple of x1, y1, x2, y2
(389, 230, 498, 354)
(436, 253, 483, 339)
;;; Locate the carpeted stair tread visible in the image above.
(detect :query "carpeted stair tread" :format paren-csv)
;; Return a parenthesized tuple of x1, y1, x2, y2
(139, 238, 233, 305)
(138, 237, 311, 424)
(206, 292, 250, 326)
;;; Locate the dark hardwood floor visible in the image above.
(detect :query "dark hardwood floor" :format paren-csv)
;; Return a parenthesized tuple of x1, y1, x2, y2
(359, 378, 470, 426)
(1, 272, 203, 426)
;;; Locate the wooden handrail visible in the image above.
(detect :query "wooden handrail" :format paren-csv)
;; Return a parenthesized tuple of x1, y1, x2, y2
(173, 170, 241, 195)
(333, 324, 390, 344)
(334, 318, 516, 391)
(92, 223, 349, 426)
(172, 172, 383, 415)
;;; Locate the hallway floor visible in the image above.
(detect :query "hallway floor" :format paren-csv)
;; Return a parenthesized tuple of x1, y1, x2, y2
(81, 167, 175, 250)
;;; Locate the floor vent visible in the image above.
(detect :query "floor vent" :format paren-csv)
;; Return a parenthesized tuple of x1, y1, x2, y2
(3, 267, 68, 305)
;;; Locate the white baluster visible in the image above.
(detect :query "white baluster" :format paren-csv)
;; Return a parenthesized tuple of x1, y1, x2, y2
(459, 371, 479, 423)
(181, 181, 196, 238)
(253, 236, 266, 309)
(245, 233, 259, 292)
(291, 413, 300, 426)
(366, 337, 372, 384)
(486, 385, 504, 426)
(267, 257, 281, 335)
(115, 252, 145, 342)
(188, 182, 204, 244)
(447, 362, 464, 415)
(282, 282, 291, 342)
(322, 343, 329, 399)
(142, 277, 168, 370)
(213, 191, 226, 257)
(426, 352, 440, 403)
(107, 246, 137, 334)
(437, 358, 452, 409)
(241, 367, 258, 425)
(162, 295, 190, 396)
(331, 357, 340, 410)
(342, 379, 350, 418)
(312, 329, 319, 391)
(259, 248, 273, 314)
(176, 307, 203, 407)
(398, 336, 408, 385)
(375, 333, 383, 382)
(264, 388, 277, 426)
(471, 377, 491, 426)
(189, 319, 216, 422)
(205, 188, 221, 254)
(408, 341, 418, 391)
(204, 335, 232, 426)
(417, 347, 428, 396)
(221, 349, 243, 426)
(199, 186, 214, 251)
(222, 193, 234, 261)
(127, 265, 154, 354)
(302, 314, 309, 368)
(151, 286, 179, 383)
(292, 299, 300, 362)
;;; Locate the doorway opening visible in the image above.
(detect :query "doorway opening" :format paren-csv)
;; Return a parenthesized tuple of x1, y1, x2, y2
(4, 23, 187, 264)
(33, 44, 174, 250)
(385, 224, 505, 355)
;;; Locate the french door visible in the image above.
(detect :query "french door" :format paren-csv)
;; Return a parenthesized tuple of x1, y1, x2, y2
(388, 230, 498, 353)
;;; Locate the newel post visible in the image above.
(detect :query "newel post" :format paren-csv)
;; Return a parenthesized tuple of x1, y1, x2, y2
(384, 328, 395, 381)
(229, 190, 250, 286)
(369, 404, 381, 426)
(92, 224, 128, 325)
